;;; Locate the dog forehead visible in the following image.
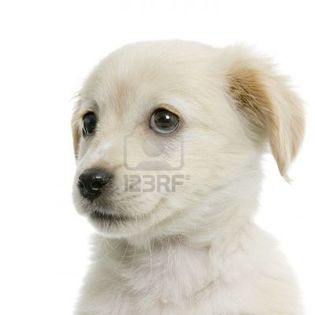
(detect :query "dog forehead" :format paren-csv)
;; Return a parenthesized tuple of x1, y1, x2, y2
(80, 41, 228, 126)
(85, 41, 217, 92)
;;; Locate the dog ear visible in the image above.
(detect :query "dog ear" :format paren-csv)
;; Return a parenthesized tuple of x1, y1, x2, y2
(71, 107, 81, 159)
(225, 47, 305, 177)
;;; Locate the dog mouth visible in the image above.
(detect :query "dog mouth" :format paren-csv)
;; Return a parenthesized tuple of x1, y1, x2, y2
(89, 210, 130, 224)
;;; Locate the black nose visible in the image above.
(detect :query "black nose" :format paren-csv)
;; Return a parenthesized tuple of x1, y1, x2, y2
(78, 168, 113, 201)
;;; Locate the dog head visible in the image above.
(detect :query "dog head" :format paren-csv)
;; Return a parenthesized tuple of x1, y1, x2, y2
(72, 41, 304, 240)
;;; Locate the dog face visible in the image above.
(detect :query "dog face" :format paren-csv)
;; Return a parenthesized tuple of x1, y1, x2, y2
(72, 41, 304, 239)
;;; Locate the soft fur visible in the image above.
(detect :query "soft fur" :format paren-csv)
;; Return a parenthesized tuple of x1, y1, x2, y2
(72, 41, 304, 315)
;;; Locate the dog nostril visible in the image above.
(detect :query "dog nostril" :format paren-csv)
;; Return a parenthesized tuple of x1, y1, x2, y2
(78, 179, 89, 196)
(91, 177, 106, 191)
(78, 179, 85, 189)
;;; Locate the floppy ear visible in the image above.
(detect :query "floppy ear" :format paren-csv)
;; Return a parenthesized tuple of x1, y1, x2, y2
(225, 47, 305, 177)
(71, 106, 81, 159)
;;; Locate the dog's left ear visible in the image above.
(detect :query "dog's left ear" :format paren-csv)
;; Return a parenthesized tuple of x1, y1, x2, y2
(225, 47, 305, 177)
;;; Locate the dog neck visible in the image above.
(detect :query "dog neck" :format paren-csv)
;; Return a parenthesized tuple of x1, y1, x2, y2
(94, 217, 253, 305)
(94, 215, 253, 309)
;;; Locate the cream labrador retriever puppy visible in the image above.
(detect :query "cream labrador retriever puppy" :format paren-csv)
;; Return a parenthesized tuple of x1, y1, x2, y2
(72, 41, 304, 315)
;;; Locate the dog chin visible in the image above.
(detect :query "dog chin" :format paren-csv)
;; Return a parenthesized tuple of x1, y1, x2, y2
(74, 192, 170, 237)
(87, 211, 145, 238)
(86, 206, 165, 239)
(88, 208, 130, 225)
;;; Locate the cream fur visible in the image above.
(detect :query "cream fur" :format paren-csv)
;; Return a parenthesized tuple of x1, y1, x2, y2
(72, 41, 304, 315)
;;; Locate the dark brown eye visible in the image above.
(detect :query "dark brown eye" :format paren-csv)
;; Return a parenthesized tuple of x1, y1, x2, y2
(150, 108, 179, 134)
(82, 112, 97, 137)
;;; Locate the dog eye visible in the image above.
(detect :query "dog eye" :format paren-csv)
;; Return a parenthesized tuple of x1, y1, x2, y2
(150, 108, 179, 134)
(82, 112, 97, 137)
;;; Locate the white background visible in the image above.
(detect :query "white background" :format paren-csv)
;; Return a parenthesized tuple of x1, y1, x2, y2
(0, 1, 314, 314)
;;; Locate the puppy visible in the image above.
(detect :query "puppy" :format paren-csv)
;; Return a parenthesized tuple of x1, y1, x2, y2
(72, 41, 304, 315)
